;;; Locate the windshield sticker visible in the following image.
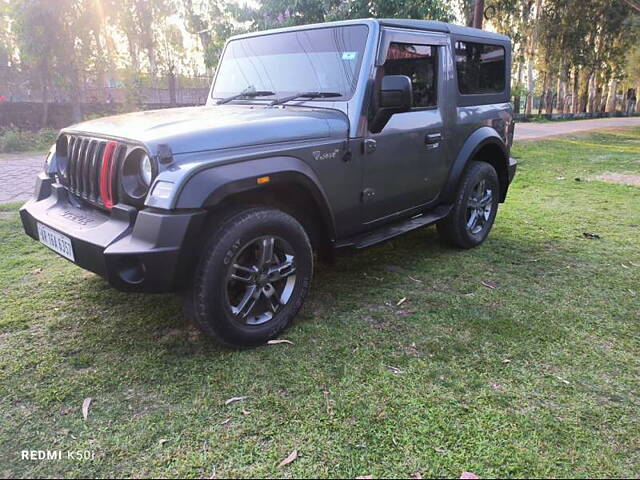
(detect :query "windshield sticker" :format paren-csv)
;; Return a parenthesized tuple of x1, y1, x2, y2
(342, 51, 358, 61)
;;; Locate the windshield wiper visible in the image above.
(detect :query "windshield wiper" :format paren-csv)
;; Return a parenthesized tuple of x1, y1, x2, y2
(270, 91, 342, 106)
(217, 89, 275, 105)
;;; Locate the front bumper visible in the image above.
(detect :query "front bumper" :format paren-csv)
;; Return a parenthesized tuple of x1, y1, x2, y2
(20, 173, 206, 292)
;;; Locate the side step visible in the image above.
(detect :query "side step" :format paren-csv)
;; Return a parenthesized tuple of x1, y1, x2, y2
(337, 204, 452, 250)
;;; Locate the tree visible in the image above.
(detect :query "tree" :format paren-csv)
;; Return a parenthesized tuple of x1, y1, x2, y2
(181, 0, 236, 70)
(10, 0, 59, 125)
(158, 23, 185, 105)
(235, 0, 454, 32)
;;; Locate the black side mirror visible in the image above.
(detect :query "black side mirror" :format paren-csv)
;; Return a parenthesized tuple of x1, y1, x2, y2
(369, 75, 413, 133)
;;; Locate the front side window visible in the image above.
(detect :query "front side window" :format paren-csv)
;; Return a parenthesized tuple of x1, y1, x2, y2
(383, 42, 437, 108)
(212, 25, 369, 101)
(455, 41, 505, 94)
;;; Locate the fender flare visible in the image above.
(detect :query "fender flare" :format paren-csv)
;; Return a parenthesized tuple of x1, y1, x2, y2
(174, 156, 336, 239)
(441, 127, 509, 203)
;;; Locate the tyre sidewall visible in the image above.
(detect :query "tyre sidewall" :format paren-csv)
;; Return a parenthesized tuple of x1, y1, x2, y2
(450, 162, 500, 248)
(194, 209, 312, 347)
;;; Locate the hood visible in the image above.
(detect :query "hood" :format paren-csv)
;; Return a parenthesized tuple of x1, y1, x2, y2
(63, 105, 349, 155)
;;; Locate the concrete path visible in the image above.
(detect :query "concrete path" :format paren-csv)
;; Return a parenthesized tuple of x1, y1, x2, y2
(0, 153, 43, 204)
(1, 117, 639, 204)
(514, 116, 640, 140)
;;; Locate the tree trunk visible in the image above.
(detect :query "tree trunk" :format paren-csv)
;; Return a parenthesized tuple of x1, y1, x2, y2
(571, 69, 580, 114)
(473, 0, 485, 29)
(537, 72, 547, 116)
(525, 0, 543, 116)
(127, 33, 140, 73)
(606, 79, 618, 113)
(168, 69, 177, 105)
(587, 74, 597, 114)
(525, 61, 535, 115)
(556, 58, 567, 114)
(578, 70, 591, 113)
(546, 85, 554, 116)
(39, 67, 49, 128)
(69, 66, 83, 123)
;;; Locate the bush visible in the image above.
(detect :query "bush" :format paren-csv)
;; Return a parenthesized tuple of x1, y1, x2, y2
(0, 128, 58, 153)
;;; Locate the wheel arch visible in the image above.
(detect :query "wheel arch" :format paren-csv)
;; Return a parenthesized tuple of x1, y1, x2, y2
(174, 156, 336, 260)
(442, 127, 510, 203)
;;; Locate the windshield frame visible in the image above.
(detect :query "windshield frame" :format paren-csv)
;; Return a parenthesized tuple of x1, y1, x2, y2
(209, 23, 371, 104)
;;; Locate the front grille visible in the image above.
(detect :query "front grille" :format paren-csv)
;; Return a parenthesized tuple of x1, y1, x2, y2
(62, 135, 125, 209)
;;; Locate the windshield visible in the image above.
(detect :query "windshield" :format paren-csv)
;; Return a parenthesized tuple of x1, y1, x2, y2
(211, 25, 369, 102)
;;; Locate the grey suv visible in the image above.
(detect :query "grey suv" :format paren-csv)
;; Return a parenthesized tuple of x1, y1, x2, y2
(21, 18, 516, 347)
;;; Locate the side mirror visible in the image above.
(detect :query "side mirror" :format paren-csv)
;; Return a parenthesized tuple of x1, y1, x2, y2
(369, 75, 413, 133)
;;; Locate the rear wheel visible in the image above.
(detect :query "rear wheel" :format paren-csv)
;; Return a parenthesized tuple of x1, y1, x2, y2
(185, 207, 313, 347)
(437, 161, 499, 249)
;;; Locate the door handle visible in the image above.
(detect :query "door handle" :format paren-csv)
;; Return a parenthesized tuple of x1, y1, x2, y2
(425, 133, 442, 146)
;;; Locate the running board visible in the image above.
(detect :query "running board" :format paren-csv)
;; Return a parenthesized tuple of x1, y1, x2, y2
(337, 205, 452, 250)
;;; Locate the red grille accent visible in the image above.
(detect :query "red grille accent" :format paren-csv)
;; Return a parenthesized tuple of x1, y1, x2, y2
(99, 141, 118, 209)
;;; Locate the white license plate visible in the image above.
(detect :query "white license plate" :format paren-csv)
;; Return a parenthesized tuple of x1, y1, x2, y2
(37, 223, 75, 261)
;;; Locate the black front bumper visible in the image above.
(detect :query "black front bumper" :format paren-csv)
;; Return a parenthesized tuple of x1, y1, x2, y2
(20, 174, 206, 292)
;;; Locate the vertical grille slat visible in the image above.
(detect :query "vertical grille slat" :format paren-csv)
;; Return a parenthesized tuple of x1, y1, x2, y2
(89, 142, 104, 202)
(76, 139, 89, 195)
(112, 145, 127, 206)
(67, 136, 78, 191)
(82, 141, 96, 198)
(64, 135, 122, 211)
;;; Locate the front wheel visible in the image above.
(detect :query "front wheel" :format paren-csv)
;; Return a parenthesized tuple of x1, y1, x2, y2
(437, 161, 500, 249)
(185, 207, 313, 348)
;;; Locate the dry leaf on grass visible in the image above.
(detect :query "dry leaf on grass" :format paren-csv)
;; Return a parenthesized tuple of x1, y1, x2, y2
(224, 396, 247, 406)
(267, 339, 294, 345)
(481, 280, 496, 289)
(159, 439, 168, 446)
(355, 476, 373, 479)
(411, 473, 423, 479)
(460, 472, 479, 479)
(387, 365, 403, 374)
(396, 297, 407, 306)
(81, 397, 92, 421)
(277, 449, 297, 468)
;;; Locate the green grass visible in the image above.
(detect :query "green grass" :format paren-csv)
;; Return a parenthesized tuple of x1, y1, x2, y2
(1, 129, 639, 478)
(0, 128, 57, 154)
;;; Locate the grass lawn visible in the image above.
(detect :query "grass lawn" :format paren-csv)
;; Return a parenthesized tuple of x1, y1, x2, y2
(1, 129, 639, 478)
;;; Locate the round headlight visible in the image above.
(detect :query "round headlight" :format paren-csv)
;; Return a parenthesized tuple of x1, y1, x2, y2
(122, 148, 154, 201)
(140, 154, 152, 186)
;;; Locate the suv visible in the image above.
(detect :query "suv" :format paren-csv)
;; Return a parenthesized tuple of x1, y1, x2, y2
(21, 19, 516, 347)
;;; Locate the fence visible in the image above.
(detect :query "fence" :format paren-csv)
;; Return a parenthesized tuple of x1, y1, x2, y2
(0, 101, 209, 130)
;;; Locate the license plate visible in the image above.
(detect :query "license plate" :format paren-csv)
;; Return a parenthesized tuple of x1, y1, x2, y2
(37, 223, 75, 261)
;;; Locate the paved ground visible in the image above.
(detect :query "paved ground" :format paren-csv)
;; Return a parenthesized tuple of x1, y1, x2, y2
(1, 117, 639, 204)
(514, 116, 640, 140)
(0, 153, 43, 204)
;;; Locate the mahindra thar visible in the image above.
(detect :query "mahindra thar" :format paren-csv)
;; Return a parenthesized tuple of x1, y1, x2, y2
(21, 19, 516, 347)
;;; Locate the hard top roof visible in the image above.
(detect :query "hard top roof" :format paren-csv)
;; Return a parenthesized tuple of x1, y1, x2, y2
(378, 18, 510, 42)
(229, 18, 510, 43)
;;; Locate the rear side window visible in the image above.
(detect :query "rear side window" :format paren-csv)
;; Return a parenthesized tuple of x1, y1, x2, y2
(455, 41, 505, 94)
(384, 42, 437, 108)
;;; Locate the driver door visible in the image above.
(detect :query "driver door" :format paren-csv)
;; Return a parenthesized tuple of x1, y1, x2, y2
(362, 30, 447, 225)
